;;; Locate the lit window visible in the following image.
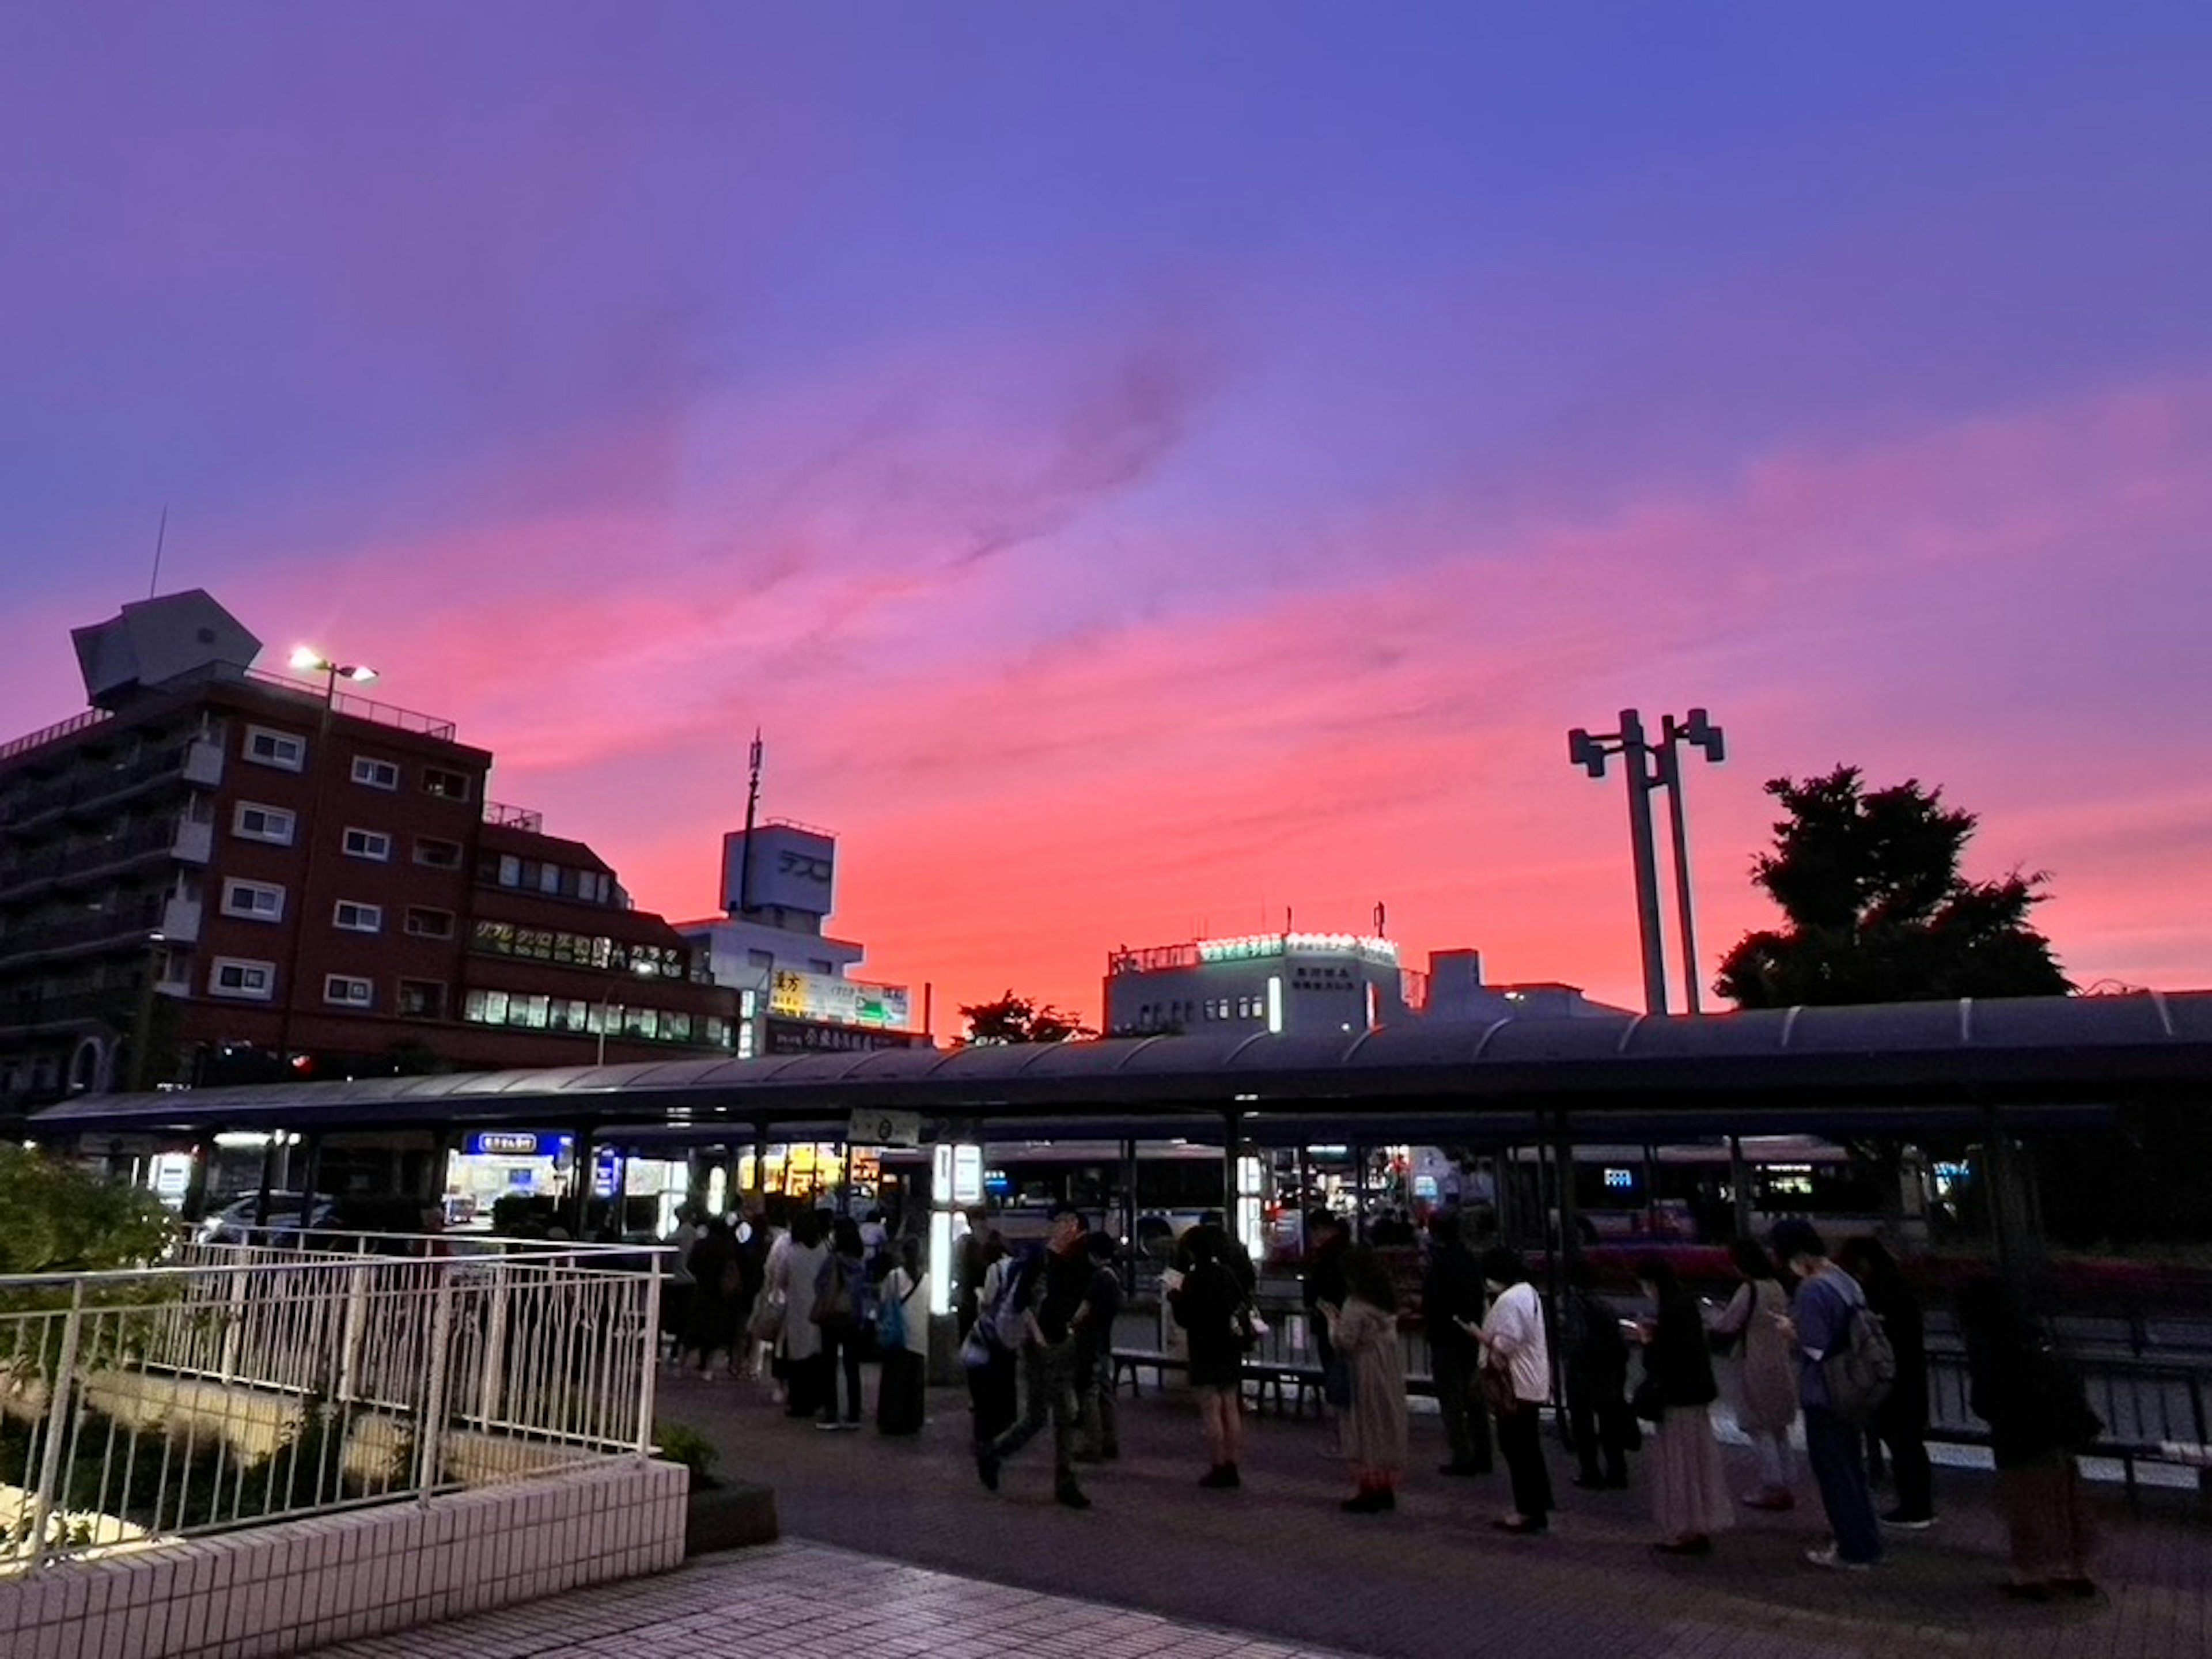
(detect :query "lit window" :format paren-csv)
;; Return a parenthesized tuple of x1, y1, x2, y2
(333, 901, 383, 933)
(210, 957, 275, 999)
(422, 767, 472, 801)
(342, 828, 392, 861)
(404, 907, 454, 940)
(233, 802, 297, 845)
(325, 975, 374, 1007)
(351, 756, 400, 791)
(220, 878, 285, 922)
(243, 726, 305, 771)
(497, 855, 521, 887)
(538, 862, 561, 895)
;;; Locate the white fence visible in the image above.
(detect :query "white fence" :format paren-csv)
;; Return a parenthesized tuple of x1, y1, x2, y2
(0, 1233, 662, 1573)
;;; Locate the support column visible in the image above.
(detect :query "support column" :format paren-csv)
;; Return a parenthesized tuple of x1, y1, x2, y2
(570, 1124, 596, 1237)
(1729, 1136, 1754, 1244)
(1352, 1142, 1369, 1243)
(1119, 1138, 1138, 1296)
(296, 1134, 324, 1229)
(1983, 1112, 2045, 1301)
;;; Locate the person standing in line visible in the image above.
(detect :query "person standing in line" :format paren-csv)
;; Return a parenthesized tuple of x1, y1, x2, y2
(680, 1216, 737, 1375)
(976, 1205, 1095, 1510)
(815, 1215, 870, 1430)
(1631, 1255, 1733, 1556)
(1770, 1219, 1881, 1570)
(1073, 1227, 1124, 1464)
(1707, 1239, 1800, 1512)
(1839, 1236, 1936, 1529)
(1560, 1255, 1635, 1491)
(1422, 1210, 1493, 1478)
(1171, 1224, 1249, 1488)
(1471, 1247, 1553, 1535)
(1321, 1244, 1411, 1513)
(1302, 1212, 1353, 1455)
(953, 1209, 988, 1339)
(774, 1209, 829, 1420)
(875, 1236, 929, 1436)
(662, 1206, 701, 1364)
(1956, 1277, 2101, 1601)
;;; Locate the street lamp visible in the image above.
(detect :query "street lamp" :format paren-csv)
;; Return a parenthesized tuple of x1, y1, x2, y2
(274, 645, 379, 1075)
(596, 960, 662, 1066)
(1566, 707, 1727, 1015)
(126, 931, 168, 1092)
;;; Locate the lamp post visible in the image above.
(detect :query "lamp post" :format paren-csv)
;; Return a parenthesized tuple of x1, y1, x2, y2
(125, 930, 167, 1092)
(274, 646, 378, 1075)
(596, 960, 661, 1065)
(1566, 707, 1725, 1016)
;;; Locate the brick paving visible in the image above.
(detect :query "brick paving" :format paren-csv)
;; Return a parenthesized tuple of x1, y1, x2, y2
(309, 1366, 2207, 1659)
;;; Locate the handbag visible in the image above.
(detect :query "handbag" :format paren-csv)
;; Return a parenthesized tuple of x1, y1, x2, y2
(1479, 1360, 1521, 1418)
(747, 1293, 786, 1344)
(812, 1257, 856, 1327)
(1630, 1376, 1667, 1424)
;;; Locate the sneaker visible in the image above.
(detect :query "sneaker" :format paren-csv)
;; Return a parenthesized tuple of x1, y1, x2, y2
(813, 1419, 841, 1432)
(1880, 1510, 1934, 1530)
(839, 1419, 863, 1432)
(1055, 1482, 1092, 1510)
(1492, 1515, 1547, 1535)
(975, 1449, 1001, 1492)
(1804, 1545, 1873, 1571)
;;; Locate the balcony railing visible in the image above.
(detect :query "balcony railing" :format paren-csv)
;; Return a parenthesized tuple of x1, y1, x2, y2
(241, 667, 458, 740)
(0, 1234, 661, 1573)
(0, 740, 217, 830)
(0, 709, 111, 766)
(482, 800, 544, 832)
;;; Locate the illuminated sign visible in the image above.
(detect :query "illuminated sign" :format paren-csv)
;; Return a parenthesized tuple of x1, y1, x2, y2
(767, 969, 911, 1030)
(1196, 932, 1400, 966)
(464, 1131, 569, 1158)
(763, 1018, 919, 1055)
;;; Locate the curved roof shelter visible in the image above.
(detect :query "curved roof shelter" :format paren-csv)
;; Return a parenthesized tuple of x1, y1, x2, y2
(29, 991, 2212, 1146)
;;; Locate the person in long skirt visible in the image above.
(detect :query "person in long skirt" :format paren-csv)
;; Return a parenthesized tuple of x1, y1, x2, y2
(876, 1237, 929, 1435)
(1322, 1245, 1410, 1512)
(1707, 1240, 1800, 1510)
(1631, 1255, 1734, 1556)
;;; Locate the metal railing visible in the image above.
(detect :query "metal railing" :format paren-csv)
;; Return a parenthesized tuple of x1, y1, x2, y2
(241, 668, 459, 740)
(1, 1232, 662, 1574)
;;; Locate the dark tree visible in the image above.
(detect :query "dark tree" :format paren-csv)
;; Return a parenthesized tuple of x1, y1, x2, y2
(959, 991, 1096, 1045)
(1716, 766, 2070, 1008)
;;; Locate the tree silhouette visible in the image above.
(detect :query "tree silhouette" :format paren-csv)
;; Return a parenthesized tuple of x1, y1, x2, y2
(1716, 766, 2070, 1007)
(958, 990, 1096, 1045)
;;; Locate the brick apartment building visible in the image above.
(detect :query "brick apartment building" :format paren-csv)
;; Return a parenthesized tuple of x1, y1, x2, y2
(0, 591, 736, 1116)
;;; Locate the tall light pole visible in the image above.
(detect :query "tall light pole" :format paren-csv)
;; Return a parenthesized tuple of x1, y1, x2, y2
(1657, 710, 1725, 1014)
(1569, 712, 1669, 1014)
(596, 960, 662, 1066)
(274, 647, 378, 1077)
(1568, 707, 1726, 1017)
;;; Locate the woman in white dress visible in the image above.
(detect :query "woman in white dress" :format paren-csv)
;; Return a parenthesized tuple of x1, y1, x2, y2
(772, 1209, 828, 1419)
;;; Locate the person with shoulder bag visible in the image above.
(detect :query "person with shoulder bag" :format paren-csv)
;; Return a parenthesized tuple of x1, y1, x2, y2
(1471, 1247, 1553, 1535)
(875, 1237, 929, 1435)
(1709, 1239, 1800, 1511)
(1628, 1255, 1732, 1557)
(813, 1215, 869, 1430)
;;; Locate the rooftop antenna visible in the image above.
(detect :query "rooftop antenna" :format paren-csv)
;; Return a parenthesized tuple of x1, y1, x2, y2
(147, 504, 169, 600)
(1374, 901, 1387, 938)
(736, 729, 764, 915)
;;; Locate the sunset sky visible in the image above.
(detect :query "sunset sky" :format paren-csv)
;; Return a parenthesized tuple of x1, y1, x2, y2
(4, 5, 2208, 1028)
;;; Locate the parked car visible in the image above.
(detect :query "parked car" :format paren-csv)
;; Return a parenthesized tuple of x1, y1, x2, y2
(194, 1193, 337, 1245)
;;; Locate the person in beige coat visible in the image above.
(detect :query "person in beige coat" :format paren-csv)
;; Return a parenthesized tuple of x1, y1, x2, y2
(1321, 1245, 1410, 1513)
(1707, 1239, 1800, 1510)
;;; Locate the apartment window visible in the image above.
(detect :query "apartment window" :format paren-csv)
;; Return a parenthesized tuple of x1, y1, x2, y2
(538, 862, 561, 895)
(422, 766, 472, 802)
(333, 900, 384, 933)
(497, 855, 522, 888)
(351, 756, 400, 791)
(210, 957, 275, 1000)
(414, 836, 463, 870)
(404, 906, 454, 940)
(233, 802, 297, 846)
(324, 975, 374, 1008)
(342, 828, 392, 861)
(397, 979, 446, 1018)
(219, 878, 286, 922)
(243, 726, 305, 771)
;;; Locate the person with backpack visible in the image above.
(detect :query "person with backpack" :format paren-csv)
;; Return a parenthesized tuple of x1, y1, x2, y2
(961, 1230, 1020, 1445)
(975, 1204, 1095, 1510)
(1839, 1236, 1936, 1531)
(875, 1235, 929, 1435)
(813, 1215, 870, 1430)
(1770, 1219, 1883, 1569)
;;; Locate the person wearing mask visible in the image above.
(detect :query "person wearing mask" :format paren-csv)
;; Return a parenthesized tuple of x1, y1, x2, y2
(1560, 1255, 1635, 1491)
(772, 1209, 828, 1420)
(875, 1235, 929, 1436)
(1321, 1244, 1410, 1512)
(1839, 1236, 1935, 1530)
(1421, 1209, 1493, 1478)
(1073, 1227, 1124, 1464)
(1630, 1255, 1732, 1556)
(815, 1215, 870, 1430)
(1956, 1277, 2100, 1600)
(1769, 1219, 1881, 1570)
(1707, 1239, 1800, 1512)
(1471, 1247, 1553, 1535)
(976, 1205, 1095, 1510)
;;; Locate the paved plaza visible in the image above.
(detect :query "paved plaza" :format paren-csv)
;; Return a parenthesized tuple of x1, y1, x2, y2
(312, 1369, 2210, 1659)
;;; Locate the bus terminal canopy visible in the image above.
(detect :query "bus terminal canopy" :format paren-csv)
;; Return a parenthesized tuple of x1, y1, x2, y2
(31, 992, 2212, 1148)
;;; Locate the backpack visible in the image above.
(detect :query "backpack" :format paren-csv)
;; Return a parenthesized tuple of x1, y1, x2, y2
(877, 1273, 919, 1351)
(976, 1251, 1033, 1351)
(1822, 1297, 1897, 1423)
(811, 1255, 857, 1327)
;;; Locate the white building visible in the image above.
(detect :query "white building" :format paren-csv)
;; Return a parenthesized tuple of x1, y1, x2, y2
(675, 822, 919, 1057)
(1421, 948, 1626, 1022)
